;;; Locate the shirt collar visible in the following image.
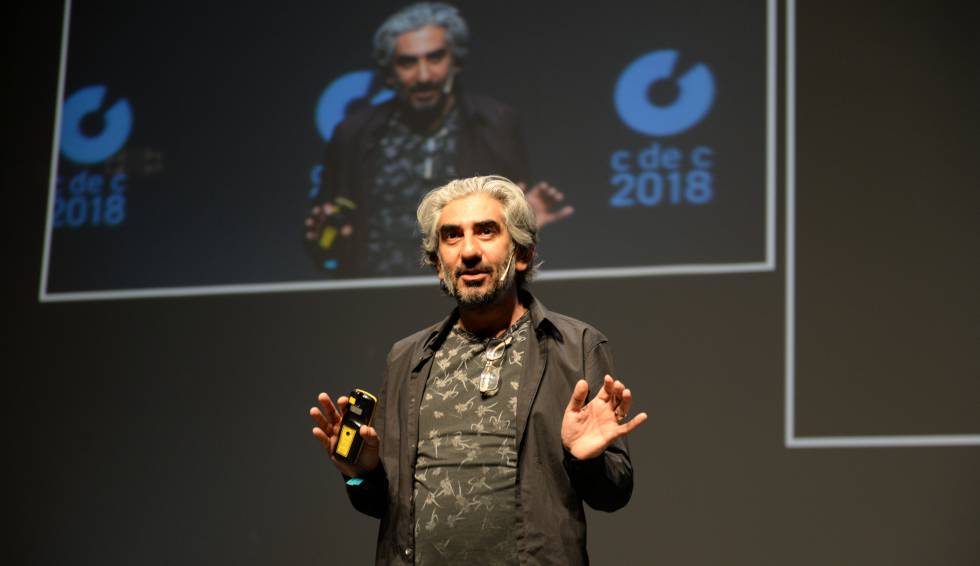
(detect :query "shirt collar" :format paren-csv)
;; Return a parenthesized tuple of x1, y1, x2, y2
(521, 289, 561, 340)
(417, 289, 560, 359)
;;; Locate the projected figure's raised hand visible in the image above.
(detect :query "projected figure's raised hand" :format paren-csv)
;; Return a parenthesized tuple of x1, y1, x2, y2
(310, 392, 380, 478)
(521, 181, 574, 228)
(561, 375, 648, 460)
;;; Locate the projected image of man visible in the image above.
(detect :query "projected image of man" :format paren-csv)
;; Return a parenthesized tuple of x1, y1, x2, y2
(304, 2, 573, 277)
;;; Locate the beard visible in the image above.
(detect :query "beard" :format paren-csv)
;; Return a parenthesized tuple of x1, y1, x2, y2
(397, 74, 454, 124)
(441, 251, 516, 308)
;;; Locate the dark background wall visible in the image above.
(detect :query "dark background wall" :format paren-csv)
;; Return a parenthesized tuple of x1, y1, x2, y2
(10, 1, 978, 564)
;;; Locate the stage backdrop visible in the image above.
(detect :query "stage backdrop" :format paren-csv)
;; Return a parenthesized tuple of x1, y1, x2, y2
(11, 1, 979, 565)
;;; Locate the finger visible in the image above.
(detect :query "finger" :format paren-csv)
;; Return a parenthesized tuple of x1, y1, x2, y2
(536, 206, 574, 228)
(549, 205, 574, 222)
(619, 388, 634, 417)
(359, 425, 380, 447)
(619, 412, 648, 435)
(612, 380, 626, 408)
(596, 375, 615, 402)
(318, 393, 342, 423)
(310, 406, 332, 430)
(565, 379, 589, 412)
(312, 426, 333, 451)
(533, 184, 558, 204)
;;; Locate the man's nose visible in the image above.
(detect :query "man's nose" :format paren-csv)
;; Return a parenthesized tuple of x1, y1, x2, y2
(461, 233, 481, 262)
(418, 60, 431, 82)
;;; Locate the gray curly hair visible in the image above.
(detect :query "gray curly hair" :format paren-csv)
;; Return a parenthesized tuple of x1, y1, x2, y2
(417, 176, 538, 286)
(373, 2, 470, 70)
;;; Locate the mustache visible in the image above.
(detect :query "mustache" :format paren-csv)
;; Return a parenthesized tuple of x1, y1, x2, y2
(410, 81, 442, 93)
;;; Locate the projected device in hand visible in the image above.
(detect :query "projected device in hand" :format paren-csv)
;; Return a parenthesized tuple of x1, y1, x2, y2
(304, 196, 357, 273)
(333, 388, 378, 465)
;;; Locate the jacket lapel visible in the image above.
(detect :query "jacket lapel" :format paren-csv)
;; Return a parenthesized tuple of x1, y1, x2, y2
(406, 311, 458, 466)
(516, 294, 555, 454)
(516, 324, 547, 455)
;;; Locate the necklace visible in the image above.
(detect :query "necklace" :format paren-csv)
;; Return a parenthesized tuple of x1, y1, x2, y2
(479, 334, 513, 397)
(476, 308, 530, 397)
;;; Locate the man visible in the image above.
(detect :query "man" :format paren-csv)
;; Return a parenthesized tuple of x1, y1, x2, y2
(310, 176, 647, 564)
(304, 2, 572, 276)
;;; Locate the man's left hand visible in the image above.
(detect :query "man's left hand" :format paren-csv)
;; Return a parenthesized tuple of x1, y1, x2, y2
(561, 375, 648, 460)
(521, 181, 574, 228)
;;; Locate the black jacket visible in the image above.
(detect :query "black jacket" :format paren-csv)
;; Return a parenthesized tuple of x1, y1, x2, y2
(345, 292, 634, 565)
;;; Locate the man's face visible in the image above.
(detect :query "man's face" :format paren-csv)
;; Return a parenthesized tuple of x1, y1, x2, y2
(390, 24, 456, 113)
(436, 194, 529, 307)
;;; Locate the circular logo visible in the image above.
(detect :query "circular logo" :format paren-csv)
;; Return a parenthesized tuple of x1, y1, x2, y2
(315, 70, 394, 142)
(614, 50, 715, 137)
(61, 85, 133, 164)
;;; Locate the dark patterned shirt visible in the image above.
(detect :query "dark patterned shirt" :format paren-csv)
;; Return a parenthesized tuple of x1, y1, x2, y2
(413, 312, 531, 565)
(367, 107, 460, 276)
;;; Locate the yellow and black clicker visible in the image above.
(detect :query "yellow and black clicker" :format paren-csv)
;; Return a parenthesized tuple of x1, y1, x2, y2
(333, 389, 378, 465)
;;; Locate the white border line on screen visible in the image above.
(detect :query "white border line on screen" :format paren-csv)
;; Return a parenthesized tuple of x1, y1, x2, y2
(783, 0, 980, 448)
(39, 0, 778, 302)
(39, 0, 73, 302)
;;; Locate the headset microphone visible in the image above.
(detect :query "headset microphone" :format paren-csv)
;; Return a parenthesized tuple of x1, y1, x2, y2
(443, 68, 456, 95)
(500, 252, 515, 283)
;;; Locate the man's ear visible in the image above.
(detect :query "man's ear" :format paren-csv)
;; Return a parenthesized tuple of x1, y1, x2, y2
(515, 246, 534, 273)
(435, 258, 445, 281)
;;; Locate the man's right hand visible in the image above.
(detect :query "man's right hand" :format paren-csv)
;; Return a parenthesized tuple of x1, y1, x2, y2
(310, 392, 380, 478)
(303, 204, 330, 243)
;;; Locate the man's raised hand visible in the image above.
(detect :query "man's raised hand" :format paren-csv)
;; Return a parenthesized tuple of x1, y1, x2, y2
(521, 181, 575, 228)
(561, 375, 647, 460)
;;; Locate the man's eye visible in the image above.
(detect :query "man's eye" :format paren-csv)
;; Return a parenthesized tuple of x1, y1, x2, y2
(394, 57, 417, 69)
(427, 49, 448, 63)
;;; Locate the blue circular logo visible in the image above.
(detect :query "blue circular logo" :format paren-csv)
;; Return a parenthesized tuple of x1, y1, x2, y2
(614, 50, 714, 137)
(315, 70, 394, 142)
(60, 85, 133, 164)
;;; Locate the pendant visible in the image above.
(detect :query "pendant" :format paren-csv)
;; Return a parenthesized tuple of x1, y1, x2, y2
(485, 343, 505, 361)
(479, 364, 501, 396)
(484, 335, 513, 362)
